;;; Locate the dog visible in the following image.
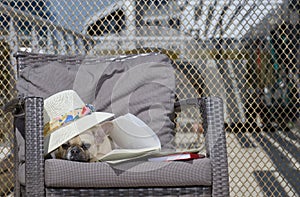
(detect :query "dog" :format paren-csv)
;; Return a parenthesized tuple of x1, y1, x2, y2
(53, 121, 114, 162)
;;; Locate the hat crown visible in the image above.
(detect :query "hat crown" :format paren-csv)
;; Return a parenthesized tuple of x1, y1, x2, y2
(44, 90, 84, 123)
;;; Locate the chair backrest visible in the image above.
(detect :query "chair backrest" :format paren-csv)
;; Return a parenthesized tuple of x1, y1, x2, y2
(15, 51, 176, 150)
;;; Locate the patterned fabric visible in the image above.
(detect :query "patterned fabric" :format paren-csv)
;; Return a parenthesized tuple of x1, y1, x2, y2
(39, 158, 211, 187)
(44, 104, 95, 136)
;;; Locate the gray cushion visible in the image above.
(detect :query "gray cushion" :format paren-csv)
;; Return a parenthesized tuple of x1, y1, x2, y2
(17, 52, 175, 151)
(32, 158, 210, 187)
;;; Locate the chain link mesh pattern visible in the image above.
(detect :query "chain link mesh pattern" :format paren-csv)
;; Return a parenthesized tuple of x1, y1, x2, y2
(0, 0, 299, 196)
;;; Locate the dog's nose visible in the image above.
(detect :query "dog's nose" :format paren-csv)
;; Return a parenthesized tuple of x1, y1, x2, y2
(70, 146, 80, 154)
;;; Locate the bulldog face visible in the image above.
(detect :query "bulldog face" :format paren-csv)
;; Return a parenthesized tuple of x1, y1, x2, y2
(54, 121, 114, 162)
(55, 136, 91, 162)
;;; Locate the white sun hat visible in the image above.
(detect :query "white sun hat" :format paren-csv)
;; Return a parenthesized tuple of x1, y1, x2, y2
(43, 90, 114, 154)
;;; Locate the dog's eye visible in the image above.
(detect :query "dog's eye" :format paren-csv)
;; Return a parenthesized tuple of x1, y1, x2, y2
(82, 143, 91, 150)
(61, 143, 70, 150)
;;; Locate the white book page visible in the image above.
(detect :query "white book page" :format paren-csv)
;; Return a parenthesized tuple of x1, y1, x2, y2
(110, 113, 161, 149)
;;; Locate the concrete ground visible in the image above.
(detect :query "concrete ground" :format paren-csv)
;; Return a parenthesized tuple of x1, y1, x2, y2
(227, 125, 300, 197)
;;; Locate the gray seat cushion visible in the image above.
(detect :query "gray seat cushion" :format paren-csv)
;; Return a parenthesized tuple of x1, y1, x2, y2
(19, 158, 211, 187)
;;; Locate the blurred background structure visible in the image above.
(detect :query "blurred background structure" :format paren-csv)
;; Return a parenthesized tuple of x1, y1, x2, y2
(0, 0, 299, 196)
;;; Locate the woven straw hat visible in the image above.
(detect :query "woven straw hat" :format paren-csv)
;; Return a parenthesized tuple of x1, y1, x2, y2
(43, 90, 114, 153)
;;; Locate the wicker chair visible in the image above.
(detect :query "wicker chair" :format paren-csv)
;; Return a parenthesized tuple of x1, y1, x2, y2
(6, 51, 229, 196)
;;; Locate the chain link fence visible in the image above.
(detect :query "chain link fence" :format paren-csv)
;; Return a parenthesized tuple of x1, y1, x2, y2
(0, 0, 299, 196)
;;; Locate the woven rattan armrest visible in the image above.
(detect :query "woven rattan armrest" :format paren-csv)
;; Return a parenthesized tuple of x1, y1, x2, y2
(23, 97, 45, 196)
(2, 96, 45, 196)
(175, 97, 229, 197)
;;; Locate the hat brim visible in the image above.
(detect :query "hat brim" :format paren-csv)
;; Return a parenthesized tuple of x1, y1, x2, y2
(44, 112, 114, 154)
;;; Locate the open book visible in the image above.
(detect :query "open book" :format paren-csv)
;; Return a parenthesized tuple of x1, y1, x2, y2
(98, 113, 161, 163)
(98, 113, 202, 164)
